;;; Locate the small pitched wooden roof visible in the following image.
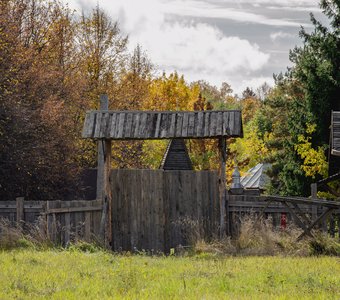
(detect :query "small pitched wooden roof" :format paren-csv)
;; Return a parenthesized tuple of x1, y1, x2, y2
(160, 139, 193, 170)
(82, 110, 243, 140)
(331, 111, 340, 156)
(240, 163, 270, 190)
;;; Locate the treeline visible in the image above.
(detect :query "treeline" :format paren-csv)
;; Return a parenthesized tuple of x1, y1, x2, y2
(0, 0, 243, 199)
(0, 0, 339, 199)
(233, 0, 340, 196)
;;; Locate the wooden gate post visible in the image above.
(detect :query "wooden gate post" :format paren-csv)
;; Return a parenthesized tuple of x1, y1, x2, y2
(218, 138, 227, 238)
(97, 95, 112, 247)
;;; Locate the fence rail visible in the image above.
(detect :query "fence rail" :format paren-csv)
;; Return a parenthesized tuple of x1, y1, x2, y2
(227, 194, 340, 239)
(0, 199, 102, 245)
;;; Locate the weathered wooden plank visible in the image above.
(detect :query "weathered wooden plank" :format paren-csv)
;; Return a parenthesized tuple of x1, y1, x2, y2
(196, 112, 203, 137)
(223, 112, 230, 135)
(182, 113, 189, 137)
(130, 170, 137, 250)
(114, 113, 122, 137)
(82, 112, 94, 138)
(209, 112, 217, 137)
(169, 113, 177, 137)
(163, 170, 170, 252)
(99, 112, 110, 138)
(204, 112, 210, 136)
(139, 113, 148, 138)
(141, 169, 150, 250)
(160, 113, 168, 138)
(216, 112, 223, 136)
(16, 197, 24, 224)
(154, 113, 162, 138)
(117, 113, 126, 138)
(228, 111, 235, 135)
(123, 112, 133, 138)
(133, 113, 141, 139)
(62, 201, 71, 246)
(176, 113, 183, 137)
(46, 206, 102, 214)
(109, 113, 117, 138)
(156, 171, 165, 252)
(234, 110, 241, 136)
(188, 113, 195, 137)
(94, 112, 103, 138)
(149, 113, 158, 138)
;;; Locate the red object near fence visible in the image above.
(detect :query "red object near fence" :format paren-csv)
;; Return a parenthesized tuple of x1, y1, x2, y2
(281, 213, 287, 230)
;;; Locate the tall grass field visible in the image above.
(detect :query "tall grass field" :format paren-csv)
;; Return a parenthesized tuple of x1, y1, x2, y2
(0, 248, 339, 299)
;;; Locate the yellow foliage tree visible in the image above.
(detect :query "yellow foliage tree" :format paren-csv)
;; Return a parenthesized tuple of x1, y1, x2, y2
(295, 123, 328, 179)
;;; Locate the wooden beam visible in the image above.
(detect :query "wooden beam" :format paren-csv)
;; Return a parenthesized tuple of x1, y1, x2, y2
(218, 137, 227, 238)
(253, 199, 273, 228)
(324, 184, 340, 197)
(297, 207, 335, 241)
(311, 183, 318, 222)
(96, 95, 109, 200)
(282, 201, 310, 234)
(45, 206, 103, 214)
(97, 95, 112, 248)
(16, 197, 24, 226)
(291, 202, 311, 224)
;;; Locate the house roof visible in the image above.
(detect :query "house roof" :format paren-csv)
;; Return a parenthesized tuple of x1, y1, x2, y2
(331, 111, 340, 156)
(82, 110, 243, 140)
(160, 139, 193, 170)
(240, 163, 271, 190)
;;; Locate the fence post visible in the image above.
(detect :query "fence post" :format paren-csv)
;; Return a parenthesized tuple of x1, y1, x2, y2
(97, 94, 112, 248)
(311, 183, 318, 222)
(16, 197, 24, 226)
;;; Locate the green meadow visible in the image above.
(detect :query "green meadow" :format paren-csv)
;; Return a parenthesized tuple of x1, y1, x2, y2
(0, 249, 339, 299)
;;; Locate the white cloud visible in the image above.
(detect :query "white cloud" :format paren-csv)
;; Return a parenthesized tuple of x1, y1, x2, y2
(270, 31, 295, 41)
(64, 0, 271, 94)
(267, 6, 321, 12)
(63, 0, 321, 93)
(137, 22, 269, 73)
(162, 0, 311, 27)
(236, 76, 274, 95)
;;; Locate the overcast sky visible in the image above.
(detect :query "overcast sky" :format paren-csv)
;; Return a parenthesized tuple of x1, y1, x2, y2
(64, 0, 326, 95)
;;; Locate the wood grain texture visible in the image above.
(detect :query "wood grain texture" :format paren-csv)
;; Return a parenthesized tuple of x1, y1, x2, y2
(82, 110, 243, 139)
(109, 169, 220, 252)
(332, 111, 340, 155)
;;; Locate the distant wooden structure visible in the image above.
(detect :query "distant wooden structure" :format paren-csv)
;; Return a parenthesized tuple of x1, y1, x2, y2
(312, 111, 340, 199)
(82, 95, 243, 247)
(330, 111, 340, 156)
(240, 163, 271, 193)
(160, 139, 192, 170)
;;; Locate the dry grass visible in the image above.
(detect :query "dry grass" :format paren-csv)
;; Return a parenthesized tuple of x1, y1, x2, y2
(194, 215, 340, 257)
(0, 217, 53, 250)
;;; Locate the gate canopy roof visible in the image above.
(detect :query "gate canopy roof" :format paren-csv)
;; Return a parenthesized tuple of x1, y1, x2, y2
(82, 110, 243, 140)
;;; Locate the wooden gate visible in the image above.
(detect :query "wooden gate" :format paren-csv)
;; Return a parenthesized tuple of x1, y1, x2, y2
(110, 169, 219, 252)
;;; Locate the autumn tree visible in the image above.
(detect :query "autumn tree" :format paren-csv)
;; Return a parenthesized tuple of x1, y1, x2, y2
(0, 0, 83, 199)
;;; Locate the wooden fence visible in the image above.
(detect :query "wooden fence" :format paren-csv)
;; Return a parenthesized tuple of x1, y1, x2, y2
(0, 199, 102, 245)
(227, 194, 340, 238)
(1, 174, 339, 251)
(111, 169, 220, 252)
